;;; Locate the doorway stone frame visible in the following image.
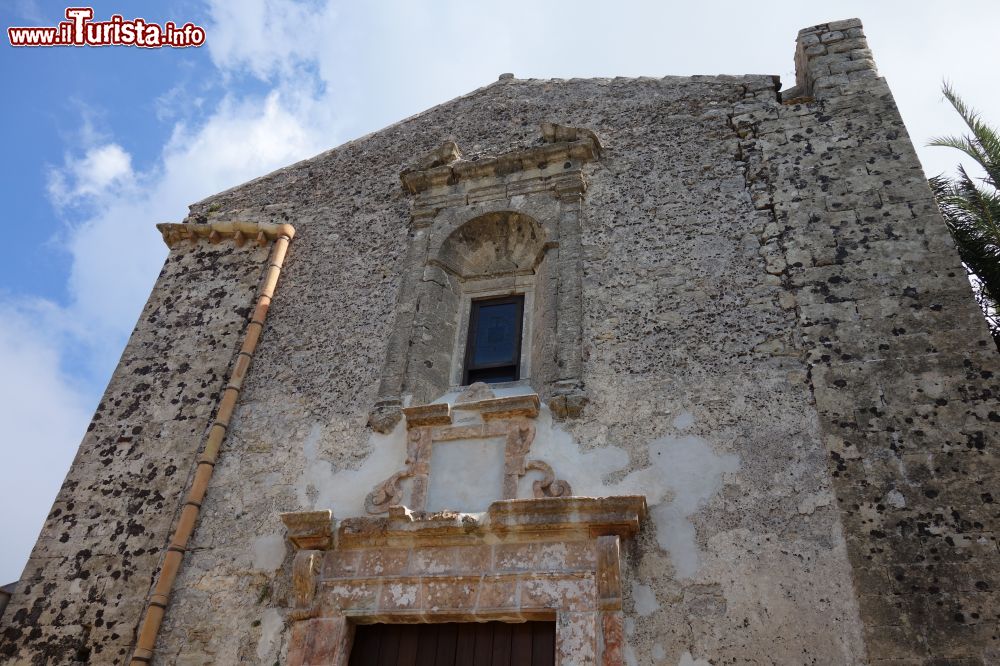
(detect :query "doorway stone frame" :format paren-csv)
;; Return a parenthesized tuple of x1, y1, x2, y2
(282, 495, 644, 666)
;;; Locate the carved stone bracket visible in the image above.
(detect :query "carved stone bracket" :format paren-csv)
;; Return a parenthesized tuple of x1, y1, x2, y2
(367, 398, 403, 434)
(280, 510, 334, 550)
(291, 550, 322, 609)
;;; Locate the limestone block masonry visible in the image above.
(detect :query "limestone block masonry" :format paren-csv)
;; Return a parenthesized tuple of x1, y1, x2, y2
(2, 18, 997, 666)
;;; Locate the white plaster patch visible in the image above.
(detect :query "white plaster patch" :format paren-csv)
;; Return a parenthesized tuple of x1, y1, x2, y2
(678, 651, 711, 666)
(251, 533, 286, 571)
(639, 435, 739, 578)
(652, 643, 666, 661)
(624, 616, 639, 666)
(296, 420, 408, 518)
(516, 407, 631, 500)
(426, 436, 505, 512)
(632, 581, 660, 616)
(671, 410, 695, 431)
(293, 394, 738, 582)
(255, 608, 283, 661)
(526, 407, 739, 578)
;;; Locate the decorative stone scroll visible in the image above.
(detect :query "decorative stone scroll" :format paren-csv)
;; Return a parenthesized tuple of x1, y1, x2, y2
(280, 495, 646, 666)
(365, 385, 571, 515)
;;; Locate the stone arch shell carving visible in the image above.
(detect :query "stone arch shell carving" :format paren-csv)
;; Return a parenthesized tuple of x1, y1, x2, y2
(433, 211, 549, 280)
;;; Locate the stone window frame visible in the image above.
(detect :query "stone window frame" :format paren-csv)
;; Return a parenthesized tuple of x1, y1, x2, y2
(450, 275, 537, 389)
(368, 125, 602, 434)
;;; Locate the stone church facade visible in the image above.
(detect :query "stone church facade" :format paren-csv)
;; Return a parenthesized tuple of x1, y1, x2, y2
(2, 18, 997, 665)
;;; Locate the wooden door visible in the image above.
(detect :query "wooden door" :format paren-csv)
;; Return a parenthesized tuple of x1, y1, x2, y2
(348, 621, 555, 666)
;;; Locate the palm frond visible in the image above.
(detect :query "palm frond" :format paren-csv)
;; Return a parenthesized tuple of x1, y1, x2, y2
(937, 82, 1000, 188)
(929, 85, 1000, 338)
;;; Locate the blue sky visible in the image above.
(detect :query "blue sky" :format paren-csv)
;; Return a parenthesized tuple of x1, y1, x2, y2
(1, 0, 998, 584)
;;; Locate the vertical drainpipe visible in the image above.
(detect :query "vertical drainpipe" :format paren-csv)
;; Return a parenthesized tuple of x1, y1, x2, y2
(130, 223, 296, 665)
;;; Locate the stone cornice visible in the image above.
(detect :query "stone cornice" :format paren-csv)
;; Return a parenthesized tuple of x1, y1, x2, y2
(156, 221, 296, 248)
(400, 124, 603, 196)
(336, 496, 647, 549)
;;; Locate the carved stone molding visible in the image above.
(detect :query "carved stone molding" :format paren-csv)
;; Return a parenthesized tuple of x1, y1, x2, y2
(156, 221, 295, 248)
(291, 550, 322, 609)
(281, 496, 645, 666)
(524, 459, 573, 498)
(400, 124, 602, 196)
(341, 496, 646, 549)
(365, 386, 570, 515)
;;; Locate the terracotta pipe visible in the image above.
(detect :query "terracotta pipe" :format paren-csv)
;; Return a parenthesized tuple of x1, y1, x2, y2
(130, 223, 295, 664)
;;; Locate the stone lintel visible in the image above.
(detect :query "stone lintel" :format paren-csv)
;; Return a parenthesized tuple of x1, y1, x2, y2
(157, 221, 296, 248)
(455, 393, 540, 420)
(337, 496, 647, 549)
(280, 509, 335, 550)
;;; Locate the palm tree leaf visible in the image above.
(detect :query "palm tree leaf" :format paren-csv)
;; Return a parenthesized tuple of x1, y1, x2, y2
(929, 85, 1000, 333)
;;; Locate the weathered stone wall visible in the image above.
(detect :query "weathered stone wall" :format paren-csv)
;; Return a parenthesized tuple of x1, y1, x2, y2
(152, 69, 865, 665)
(0, 243, 268, 664)
(5, 18, 995, 666)
(739, 19, 999, 664)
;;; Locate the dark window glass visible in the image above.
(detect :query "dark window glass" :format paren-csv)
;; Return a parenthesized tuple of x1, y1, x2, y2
(464, 295, 523, 385)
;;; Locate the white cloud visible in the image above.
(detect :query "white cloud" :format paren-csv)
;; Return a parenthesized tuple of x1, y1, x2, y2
(205, 0, 335, 79)
(47, 143, 134, 207)
(0, 27, 345, 583)
(0, 302, 92, 583)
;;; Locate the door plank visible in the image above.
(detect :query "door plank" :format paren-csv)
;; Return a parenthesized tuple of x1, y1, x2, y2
(435, 623, 458, 665)
(414, 623, 439, 666)
(348, 625, 379, 666)
(379, 624, 402, 666)
(472, 622, 494, 666)
(348, 620, 555, 666)
(531, 621, 555, 666)
(511, 622, 533, 665)
(491, 622, 512, 666)
(397, 624, 419, 666)
(455, 623, 477, 665)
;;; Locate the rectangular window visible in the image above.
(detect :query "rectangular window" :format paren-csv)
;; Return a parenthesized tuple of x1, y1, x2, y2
(463, 295, 524, 385)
